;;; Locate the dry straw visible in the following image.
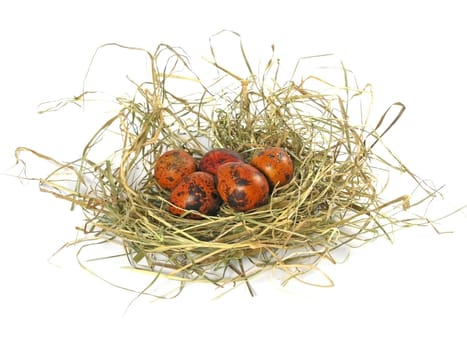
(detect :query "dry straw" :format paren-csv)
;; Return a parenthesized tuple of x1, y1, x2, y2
(17, 31, 444, 297)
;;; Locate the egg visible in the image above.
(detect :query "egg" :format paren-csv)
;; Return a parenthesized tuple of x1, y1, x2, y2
(250, 147, 294, 188)
(216, 162, 269, 212)
(168, 171, 221, 219)
(154, 149, 197, 191)
(199, 148, 244, 175)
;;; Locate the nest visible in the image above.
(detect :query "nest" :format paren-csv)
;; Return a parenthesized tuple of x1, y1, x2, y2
(17, 32, 439, 297)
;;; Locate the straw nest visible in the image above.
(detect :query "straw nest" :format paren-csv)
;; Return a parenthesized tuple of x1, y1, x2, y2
(17, 32, 440, 297)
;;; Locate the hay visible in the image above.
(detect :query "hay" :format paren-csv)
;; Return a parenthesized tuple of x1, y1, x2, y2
(16, 31, 442, 297)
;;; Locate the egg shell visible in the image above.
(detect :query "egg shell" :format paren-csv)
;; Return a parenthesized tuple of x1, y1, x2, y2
(216, 162, 270, 212)
(168, 171, 221, 219)
(250, 147, 294, 188)
(154, 149, 197, 191)
(199, 148, 244, 175)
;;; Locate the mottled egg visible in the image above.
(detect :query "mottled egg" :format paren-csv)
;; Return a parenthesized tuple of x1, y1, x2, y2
(250, 147, 294, 188)
(216, 162, 269, 212)
(154, 149, 197, 191)
(168, 171, 221, 219)
(199, 148, 244, 175)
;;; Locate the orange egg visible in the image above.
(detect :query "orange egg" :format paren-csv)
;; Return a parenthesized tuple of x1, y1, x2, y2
(199, 148, 244, 175)
(216, 162, 269, 212)
(154, 150, 197, 191)
(250, 147, 294, 188)
(168, 172, 221, 219)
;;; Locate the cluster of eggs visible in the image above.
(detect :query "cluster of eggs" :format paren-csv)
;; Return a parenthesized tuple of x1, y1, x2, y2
(154, 147, 294, 219)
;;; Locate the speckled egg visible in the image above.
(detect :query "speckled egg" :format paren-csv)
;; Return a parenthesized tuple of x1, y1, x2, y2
(216, 162, 270, 212)
(154, 149, 197, 191)
(199, 148, 244, 175)
(250, 147, 294, 188)
(168, 171, 222, 219)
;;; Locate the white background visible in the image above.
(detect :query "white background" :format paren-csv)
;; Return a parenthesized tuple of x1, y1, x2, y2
(1, 1, 466, 349)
